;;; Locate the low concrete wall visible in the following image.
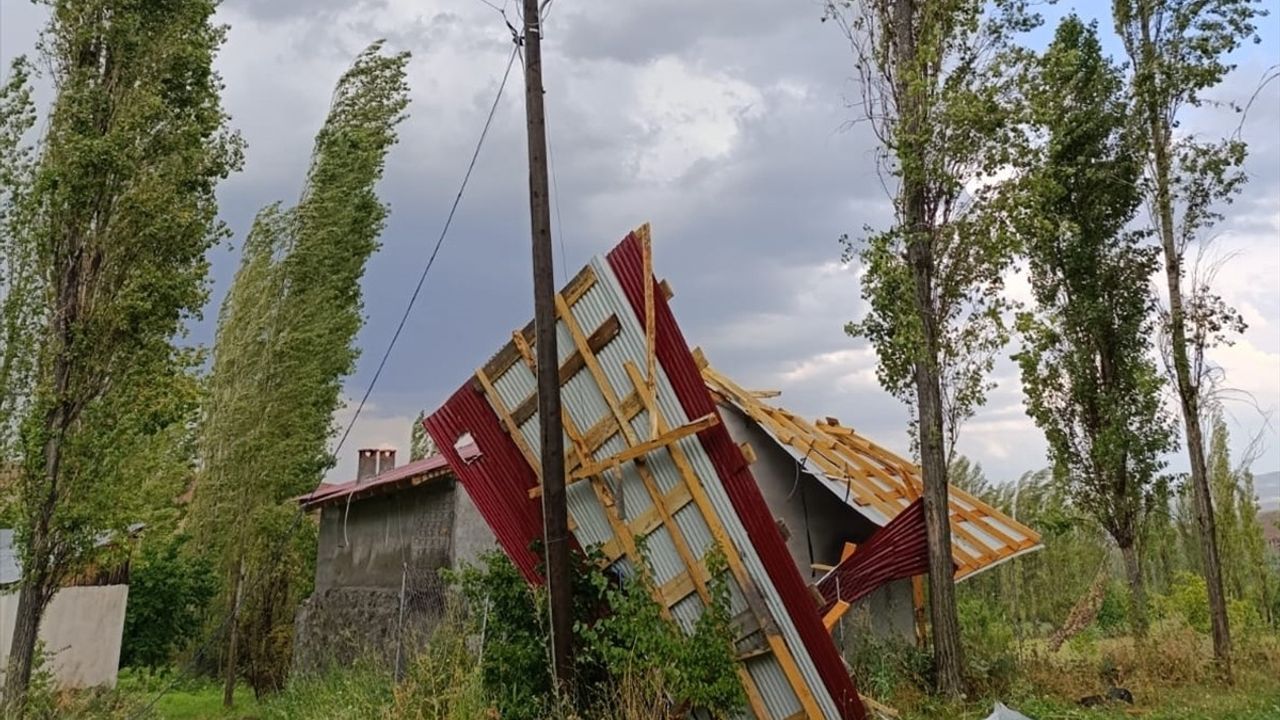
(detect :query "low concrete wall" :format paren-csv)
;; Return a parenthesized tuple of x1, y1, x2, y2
(0, 585, 128, 689)
(292, 585, 446, 674)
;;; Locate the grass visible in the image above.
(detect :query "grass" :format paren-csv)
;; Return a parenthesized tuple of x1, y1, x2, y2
(896, 678, 1280, 720)
(107, 671, 259, 720)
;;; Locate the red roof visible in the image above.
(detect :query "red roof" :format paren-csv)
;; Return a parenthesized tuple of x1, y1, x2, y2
(299, 442, 479, 509)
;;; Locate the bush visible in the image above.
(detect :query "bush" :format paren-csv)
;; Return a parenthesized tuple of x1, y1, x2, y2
(1152, 572, 1210, 633)
(121, 533, 217, 671)
(840, 607, 932, 701)
(957, 597, 1017, 694)
(448, 549, 744, 720)
(1095, 581, 1129, 636)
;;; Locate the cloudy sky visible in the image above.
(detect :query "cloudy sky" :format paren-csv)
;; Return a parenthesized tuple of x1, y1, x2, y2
(2, 0, 1277, 491)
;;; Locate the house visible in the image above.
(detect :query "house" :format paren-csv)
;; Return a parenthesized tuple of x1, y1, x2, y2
(0, 528, 133, 690)
(291, 446, 495, 674)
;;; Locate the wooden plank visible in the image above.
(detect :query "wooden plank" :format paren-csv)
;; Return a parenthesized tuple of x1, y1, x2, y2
(569, 414, 718, 481)
(509, 315, 622, 426)
(479, 263, 599, 383)
(474, 368, 541, 477)
(566, 391, 645, 471)
(639, 223, 658, 440)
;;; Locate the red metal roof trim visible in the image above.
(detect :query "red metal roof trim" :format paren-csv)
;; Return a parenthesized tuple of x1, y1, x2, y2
(424, 382, 554, 584)
(605, 233, 866, 720)
(817, 498, 931, 612)
(301, 452, 460, 509)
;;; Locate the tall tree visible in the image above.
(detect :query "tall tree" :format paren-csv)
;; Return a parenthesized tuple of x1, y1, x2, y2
(1013, 16, 1176, 637)
(410, 409, 436, 461)
(1113, 0, 1265, 678)
(193, 41, 409, 703)
(0, 0, 242, 709)
(825, 0, 1035, 695)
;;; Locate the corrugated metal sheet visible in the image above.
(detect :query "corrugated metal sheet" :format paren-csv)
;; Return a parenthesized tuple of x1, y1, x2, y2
(606, 235, 864, 719)
(425, 229, 865, 720)
(816, 498, 931, 612)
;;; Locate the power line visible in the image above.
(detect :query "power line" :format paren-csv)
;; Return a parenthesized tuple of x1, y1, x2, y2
(125, 43, 521, 720)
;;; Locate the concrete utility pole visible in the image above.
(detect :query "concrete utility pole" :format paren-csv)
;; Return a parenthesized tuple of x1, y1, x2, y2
(521, 0, 573, 688)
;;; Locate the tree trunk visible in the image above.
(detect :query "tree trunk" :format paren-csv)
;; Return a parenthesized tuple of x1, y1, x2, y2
(1120, 541, 1148, 638)
(223, 559, 244, 709)
(914, 353, 965, 697)
(892, 0, 964, 697)
(1138, 10, 1232, 680)
(5, 315, 75, 712)
(3, 568, 49, 714)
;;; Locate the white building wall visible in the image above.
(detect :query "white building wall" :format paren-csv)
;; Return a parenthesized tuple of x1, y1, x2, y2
(0, 585, 128, 689)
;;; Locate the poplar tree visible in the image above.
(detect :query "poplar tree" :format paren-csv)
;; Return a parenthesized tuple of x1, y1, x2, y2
(193, 41, 409, 702)
(1013, 16, 1176, 637)
(1113, 0, 1265, 678)
(410, 410, 437, 461)
(824, 0, 1036, 695)
(0, 0, 241, 709)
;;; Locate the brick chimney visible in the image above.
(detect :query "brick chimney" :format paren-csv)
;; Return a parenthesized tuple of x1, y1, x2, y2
(377, 448, 396, 475)
(357, 449, 379, 481)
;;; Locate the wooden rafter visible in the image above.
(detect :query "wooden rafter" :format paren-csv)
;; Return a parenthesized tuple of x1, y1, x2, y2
(701, 362, 1042, 581)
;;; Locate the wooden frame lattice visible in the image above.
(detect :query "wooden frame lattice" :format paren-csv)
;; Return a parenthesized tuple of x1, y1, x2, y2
(472, 255, 828, 719)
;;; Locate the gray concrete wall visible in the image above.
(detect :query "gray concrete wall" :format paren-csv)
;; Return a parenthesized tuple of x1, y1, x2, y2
(0, 585, 128, 689)
(292, 586, 443, 674)
(719, 405, 880, 576)
(451, 480, 497, 569)
(314, 480, 456, 592)
(299, 479, 464, 674)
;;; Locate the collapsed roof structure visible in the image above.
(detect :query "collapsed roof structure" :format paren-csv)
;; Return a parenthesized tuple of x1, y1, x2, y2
(423, 226, 1040, 720)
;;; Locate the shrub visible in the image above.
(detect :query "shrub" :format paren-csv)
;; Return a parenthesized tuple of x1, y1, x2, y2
(840, 607, 932, 701)
(448, 548, 744, 720)
(958, 597, 1017, 694)
(1152, 572, 1210, 633)
(121, 533, 217, 671)
(1095, 581, 1129, 636)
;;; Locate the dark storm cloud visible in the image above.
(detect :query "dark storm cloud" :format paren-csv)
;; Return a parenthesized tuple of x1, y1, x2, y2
(2, 0, 1275, 482)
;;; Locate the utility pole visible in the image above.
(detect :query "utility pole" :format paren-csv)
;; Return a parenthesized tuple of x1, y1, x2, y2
(521, 0, 573, 688)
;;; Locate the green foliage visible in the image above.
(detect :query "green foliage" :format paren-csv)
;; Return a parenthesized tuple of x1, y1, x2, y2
(1096, 582, 1131, 636)
(258, 661, 393, 720)
(450, 549, 744, 720)
(410, 410, 436, 461)
(0, 0, 242, 702)
(121, 534, 218, 671)
(830, 0, 1039, 458)
(1013, 15, 1175, 552)
(840, 608, 933, 700)
(957, 597, 1017, 693)
(1154, 572, 1212, 632)
(192, 41, 409, 696)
